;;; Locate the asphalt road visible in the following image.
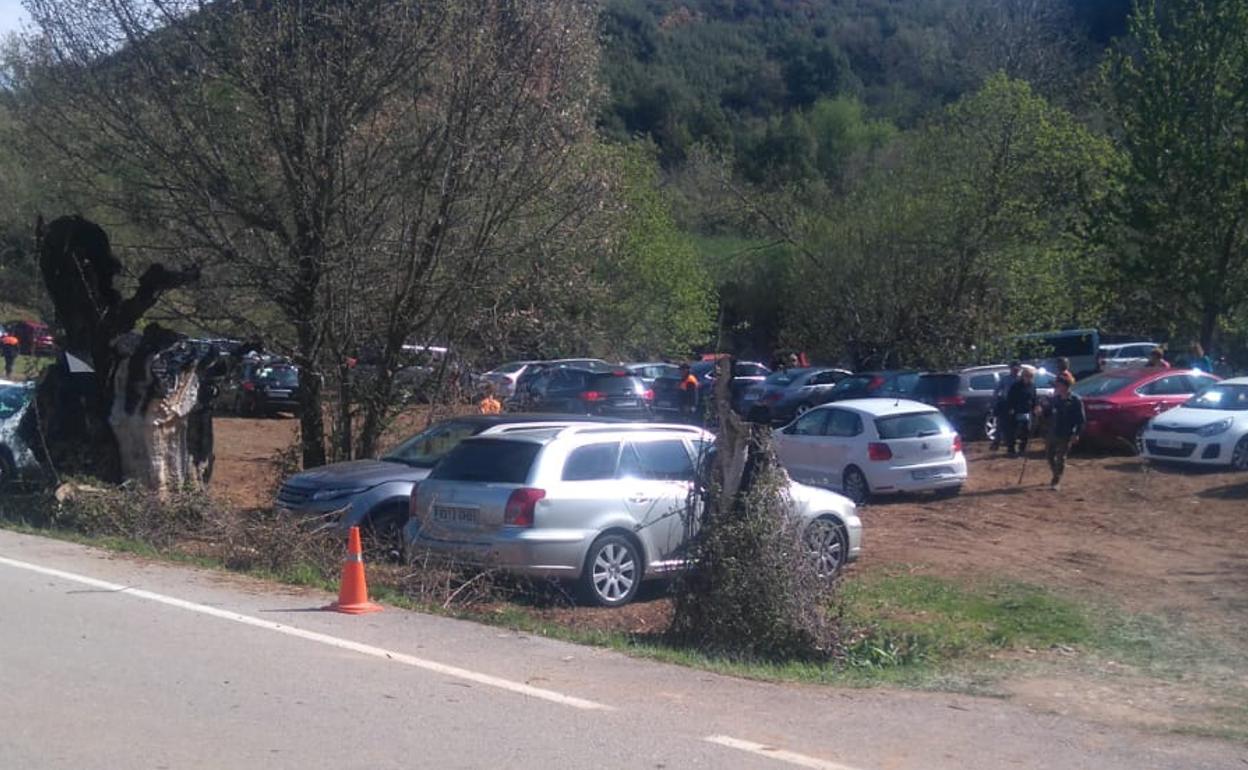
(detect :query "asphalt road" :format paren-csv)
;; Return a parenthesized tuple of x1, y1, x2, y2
(0, 529, 1241, 770)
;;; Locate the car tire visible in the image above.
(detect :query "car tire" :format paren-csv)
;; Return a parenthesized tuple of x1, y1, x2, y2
(363, 504, 408, 562)
(804, 516, 848, 579)
(0, 449, 16, 490)
(579, 533, 643, 607)
(842, 466, 870, 505)
(1232, 436, 1248, 471)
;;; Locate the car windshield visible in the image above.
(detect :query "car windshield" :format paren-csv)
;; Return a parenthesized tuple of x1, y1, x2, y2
(1183, 384, 1248, 411)
(0, 384, 31, 421)
(1071, 374, 1134, 397)
(257, 366, 299, 387)
(875, 411, 953, 439)
(428, 439, 541, 483)
(382, 420, 482, 467)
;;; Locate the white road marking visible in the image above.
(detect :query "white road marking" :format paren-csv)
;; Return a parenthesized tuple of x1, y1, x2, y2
(705, 735, 865, 770)
(0, 555, 610, 712)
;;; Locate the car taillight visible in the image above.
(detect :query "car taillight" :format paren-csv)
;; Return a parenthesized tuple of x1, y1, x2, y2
(242, 381, 256, 392)
(952, 434, 963, 454)
(408, 482, 420, 519)
(936, 396, 966, 407)
(643, 389, 655, 401)
(504, 488, 545, 527)
(581, 390, 603, 401)
(868, 442, 892, 461)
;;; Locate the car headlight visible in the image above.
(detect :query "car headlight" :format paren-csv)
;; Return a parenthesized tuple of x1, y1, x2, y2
(310, 486, 370, 501)
(1196, 418, 1232, 437)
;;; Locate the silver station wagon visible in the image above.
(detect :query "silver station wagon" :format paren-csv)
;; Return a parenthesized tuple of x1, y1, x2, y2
(402, 423, 861, 607)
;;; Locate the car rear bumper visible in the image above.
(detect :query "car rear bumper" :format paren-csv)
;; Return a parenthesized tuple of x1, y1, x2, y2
(867, 457, 968, 494)
(403, 525, 593, 580)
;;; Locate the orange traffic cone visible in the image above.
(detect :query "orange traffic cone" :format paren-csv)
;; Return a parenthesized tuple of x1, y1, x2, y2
(325, 526, 382, 615)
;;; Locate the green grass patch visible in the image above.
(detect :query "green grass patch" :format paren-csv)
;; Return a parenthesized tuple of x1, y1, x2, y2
(840, 573, 1093, 667)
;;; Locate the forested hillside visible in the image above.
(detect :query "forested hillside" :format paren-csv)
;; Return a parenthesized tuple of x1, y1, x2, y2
(2, 0, 1245, 384)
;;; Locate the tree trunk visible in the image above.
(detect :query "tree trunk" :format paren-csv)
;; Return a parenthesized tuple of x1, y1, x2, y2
(23, 216, 209, 494)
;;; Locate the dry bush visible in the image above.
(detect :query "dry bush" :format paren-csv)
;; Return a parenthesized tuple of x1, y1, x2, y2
(668, 423, 843, 662)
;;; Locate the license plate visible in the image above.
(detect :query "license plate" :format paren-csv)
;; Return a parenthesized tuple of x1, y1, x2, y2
(612, 399, 639, 408)
(432, 505, 478, 524)
(912, 467, 951, 481)
(1153, 439, 1182, 449)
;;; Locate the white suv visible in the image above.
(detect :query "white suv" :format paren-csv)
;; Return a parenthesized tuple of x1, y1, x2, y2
(402, 423, 862, 607)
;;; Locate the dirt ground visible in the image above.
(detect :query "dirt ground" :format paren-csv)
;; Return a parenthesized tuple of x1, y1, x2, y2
(209, 415, 1248, 734)
(213, 416, 1248, 631)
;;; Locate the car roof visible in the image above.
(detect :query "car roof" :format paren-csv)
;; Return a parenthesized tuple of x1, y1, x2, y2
(957, 364, 1008, 374)
(1099, 342, 1154, 351)
(1216, 377, 1248, 386)
(459, 422, 710, 446)
(447, 413, 625, 428)
(818, 397, 937, 416)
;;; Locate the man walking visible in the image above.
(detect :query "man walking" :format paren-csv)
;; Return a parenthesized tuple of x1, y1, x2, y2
(991, 361, 1021, 451)
(1005, 365, 1037, 457)
(1041, 372, 1084, 490)
(0, 328, 18, 379)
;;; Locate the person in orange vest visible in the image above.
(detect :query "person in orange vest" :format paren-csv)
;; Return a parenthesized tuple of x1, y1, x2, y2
(0, 329, 18, 378)
(479, 383, 502, 415)
(678, 363, 700, 424)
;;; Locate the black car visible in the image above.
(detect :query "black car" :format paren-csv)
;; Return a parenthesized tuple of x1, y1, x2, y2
(823, 370, 921, 402)
(523, 368, 655, 420)
(915, 366, 1057, 440)
(741, 367, 853, 424)
(222, 360, 301, 416)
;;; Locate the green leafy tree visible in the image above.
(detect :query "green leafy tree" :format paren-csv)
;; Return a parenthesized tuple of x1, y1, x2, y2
(1101, 0, 1248, 349)
(786, 75, 1116, 368)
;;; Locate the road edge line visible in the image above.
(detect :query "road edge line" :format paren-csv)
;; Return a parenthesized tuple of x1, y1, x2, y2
(704, 734, 865, 770)
(0, 554, 611, 712)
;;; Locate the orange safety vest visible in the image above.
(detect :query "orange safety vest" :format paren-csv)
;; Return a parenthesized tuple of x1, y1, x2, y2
(0, 335, 18, 348)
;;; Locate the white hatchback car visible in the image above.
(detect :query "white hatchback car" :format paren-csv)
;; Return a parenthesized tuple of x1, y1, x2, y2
(1139, 377, 1248, 468)
(773, 398, 967, 503)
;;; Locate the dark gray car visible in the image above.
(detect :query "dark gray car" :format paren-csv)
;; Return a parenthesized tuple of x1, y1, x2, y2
(742, 367, 853, 424)
(275, 414, 617, 541)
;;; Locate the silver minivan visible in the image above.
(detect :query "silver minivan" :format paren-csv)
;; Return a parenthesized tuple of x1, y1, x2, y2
(402, 423, 861, 607)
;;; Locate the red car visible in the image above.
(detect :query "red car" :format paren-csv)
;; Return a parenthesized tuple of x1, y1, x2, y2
(4, 320, 56, 356)
(1072, 368, 1221, 447)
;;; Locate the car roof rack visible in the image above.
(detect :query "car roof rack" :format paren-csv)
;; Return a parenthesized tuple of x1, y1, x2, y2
(555, 423, 709, 438)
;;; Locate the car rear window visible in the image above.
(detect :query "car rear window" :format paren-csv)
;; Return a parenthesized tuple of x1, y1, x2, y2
(429, 439, 541, 483)
(257, 366, 299, 387)
(968, 374, 997, 391)
(914, 375, 960, 397)
(875, 412, 953, 439)
(587, 374, 644, 394)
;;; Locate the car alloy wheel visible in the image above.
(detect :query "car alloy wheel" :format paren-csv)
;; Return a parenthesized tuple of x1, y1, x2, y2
(581, 534, 641, 607)
(804, 517, 847, 578)
(1233, 436, 1248, 471)
(842, 466, 869, 504)
(984, 413, 998, 442)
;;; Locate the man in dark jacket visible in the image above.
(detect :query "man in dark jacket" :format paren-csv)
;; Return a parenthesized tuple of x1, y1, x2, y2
(991, 361, 1021, 451)
(1005, 365, 1037, 457)
(1041, 372, 1085, 490)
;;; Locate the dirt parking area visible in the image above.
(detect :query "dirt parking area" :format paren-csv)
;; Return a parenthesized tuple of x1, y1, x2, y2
(213, 416, 1247, 628)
